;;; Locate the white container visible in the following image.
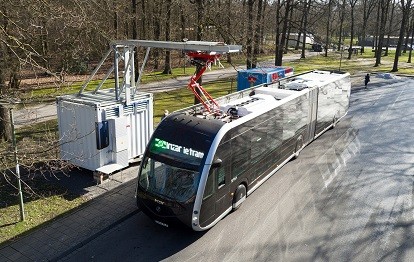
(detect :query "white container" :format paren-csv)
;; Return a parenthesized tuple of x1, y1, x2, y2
(56, 89, 153, 173)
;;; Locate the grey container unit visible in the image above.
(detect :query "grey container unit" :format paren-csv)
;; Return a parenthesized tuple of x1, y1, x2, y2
(57, 89, 153, 174)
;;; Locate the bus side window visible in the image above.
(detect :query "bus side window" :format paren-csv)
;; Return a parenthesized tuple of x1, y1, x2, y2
(215, 138, 231, 188)
(217, 167, 225, 189)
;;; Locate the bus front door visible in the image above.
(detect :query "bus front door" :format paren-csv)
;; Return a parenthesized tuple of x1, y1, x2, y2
(307, 88, 318, 142)
(199, 166, 231, 227)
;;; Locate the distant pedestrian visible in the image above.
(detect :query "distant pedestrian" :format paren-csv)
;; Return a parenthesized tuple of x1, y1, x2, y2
(364, 73, 370, 88)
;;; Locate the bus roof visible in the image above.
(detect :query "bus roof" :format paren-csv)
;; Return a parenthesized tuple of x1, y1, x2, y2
(175, 70, 349, 123)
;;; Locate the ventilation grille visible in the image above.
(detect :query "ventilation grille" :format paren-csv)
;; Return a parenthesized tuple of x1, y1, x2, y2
(105, 107, 120, 118)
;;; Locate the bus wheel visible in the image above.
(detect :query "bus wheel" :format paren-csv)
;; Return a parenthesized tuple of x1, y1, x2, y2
(232, 184, 247, 210)
(293, 136, 303, 159)
(331, 116, 338, 129)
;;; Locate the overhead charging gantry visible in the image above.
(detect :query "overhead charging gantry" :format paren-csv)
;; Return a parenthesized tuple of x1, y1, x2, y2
(79, 40, 242, 114)
(186, 51, 223, 114)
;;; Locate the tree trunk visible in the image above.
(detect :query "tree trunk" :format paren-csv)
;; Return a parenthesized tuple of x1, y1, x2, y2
(408, 17, 414, 63)
(132, 0, 140, 81)
(295, 13, 304, 51)
(392, 0, 412, 72)
(226, 0, 232, 63)
(324, 0, 332, 57)
(153, 1, 163, 70)
(361, 0, 377, 54)
(337, 0, 345, 51)
(274, 0, 281, 66)
(252, 0, 264, 68)
(301, 0, 310, 59)
(284, 5, 293, 54)
(385, 0, 395, 56)
(240, 0, 247, 44)
(196, 0, 204, 41)
(0, 105, 12, 142)
(403, 19, 412, 53)
(113, 1, 118, 39)
(246, 0, 255, 69)
(162, 0, 172, 74)
(141, 0, 147, 38)
(0, 7, 12, 141)
(374, 0, 389, 67)
(276, 0, 291, 65)
(260, 1, 267, 54)
(347, 0, 358, 60)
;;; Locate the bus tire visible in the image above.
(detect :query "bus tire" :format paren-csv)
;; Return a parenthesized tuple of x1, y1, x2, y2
(331, 115, 338, 129)
(232, 184, 247, 210)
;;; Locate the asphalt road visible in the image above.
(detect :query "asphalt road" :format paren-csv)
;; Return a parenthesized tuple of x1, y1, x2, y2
(58, 76, 414, 261)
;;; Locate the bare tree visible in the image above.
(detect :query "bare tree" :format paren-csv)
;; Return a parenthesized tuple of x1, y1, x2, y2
(347, 0, 358, 60)
(408, 17, 414, 63)
(276, 0, 292, 65)
(252, 0, 264, 68)
(392, 0, 412, 72)
(162, 0, 173, 74)
(284, 2, 294, 54)
(301, 0, 312, 59)
(246, 0, 255, 69)
(153, 0, 163, 69)
(195, 0, 205, 41)
(226, 0, 233, 63)
(360, 0, 377, 54)
(337, 0, 346, 51)
(192, 0, 206, 104)
(324, 0, 333, 57)
(374, 0, 390, 67)
(384, 0, 396, 56)
(403, 17, 412, 53)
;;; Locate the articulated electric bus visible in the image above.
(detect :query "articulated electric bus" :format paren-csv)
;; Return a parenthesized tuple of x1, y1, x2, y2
(136, 70, 351, 231)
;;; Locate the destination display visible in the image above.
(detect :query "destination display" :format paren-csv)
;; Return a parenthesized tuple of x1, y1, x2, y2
(151, 138, 205, 159)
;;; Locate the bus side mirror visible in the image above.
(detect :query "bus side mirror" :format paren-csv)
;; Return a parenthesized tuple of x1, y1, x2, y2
(212, 158, 222, 168)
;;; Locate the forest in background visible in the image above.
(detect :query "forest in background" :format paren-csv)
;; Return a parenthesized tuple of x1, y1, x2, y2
(1, 0, 413, 89)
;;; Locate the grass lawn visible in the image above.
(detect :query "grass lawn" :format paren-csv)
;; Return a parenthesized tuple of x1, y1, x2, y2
(1, 49, 414, 244)
(0, 178, 86, 244)
(285, 49, 414, 74)
(0, 119, 87, 244)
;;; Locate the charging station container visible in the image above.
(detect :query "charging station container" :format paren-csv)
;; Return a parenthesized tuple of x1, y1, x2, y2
(57, 89, 153, 174)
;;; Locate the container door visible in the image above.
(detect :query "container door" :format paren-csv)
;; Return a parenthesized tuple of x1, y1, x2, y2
(108, 117, 129, 168)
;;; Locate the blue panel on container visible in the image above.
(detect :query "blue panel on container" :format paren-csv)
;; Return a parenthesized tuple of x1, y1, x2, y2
(237, 67, 293, 91)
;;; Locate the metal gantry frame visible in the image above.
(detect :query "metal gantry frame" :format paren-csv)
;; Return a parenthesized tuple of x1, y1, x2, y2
(78, 40, 242, 106)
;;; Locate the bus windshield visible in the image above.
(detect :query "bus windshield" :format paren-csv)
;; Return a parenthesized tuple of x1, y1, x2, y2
(137, 116, 223, 203)
(138, 157, 200, 203)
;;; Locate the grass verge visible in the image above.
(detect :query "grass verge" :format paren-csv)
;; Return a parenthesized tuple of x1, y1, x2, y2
(0, 177, 86, 244)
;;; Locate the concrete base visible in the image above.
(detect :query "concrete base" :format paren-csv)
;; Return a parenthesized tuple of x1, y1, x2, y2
(93, 171, 110, 184)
